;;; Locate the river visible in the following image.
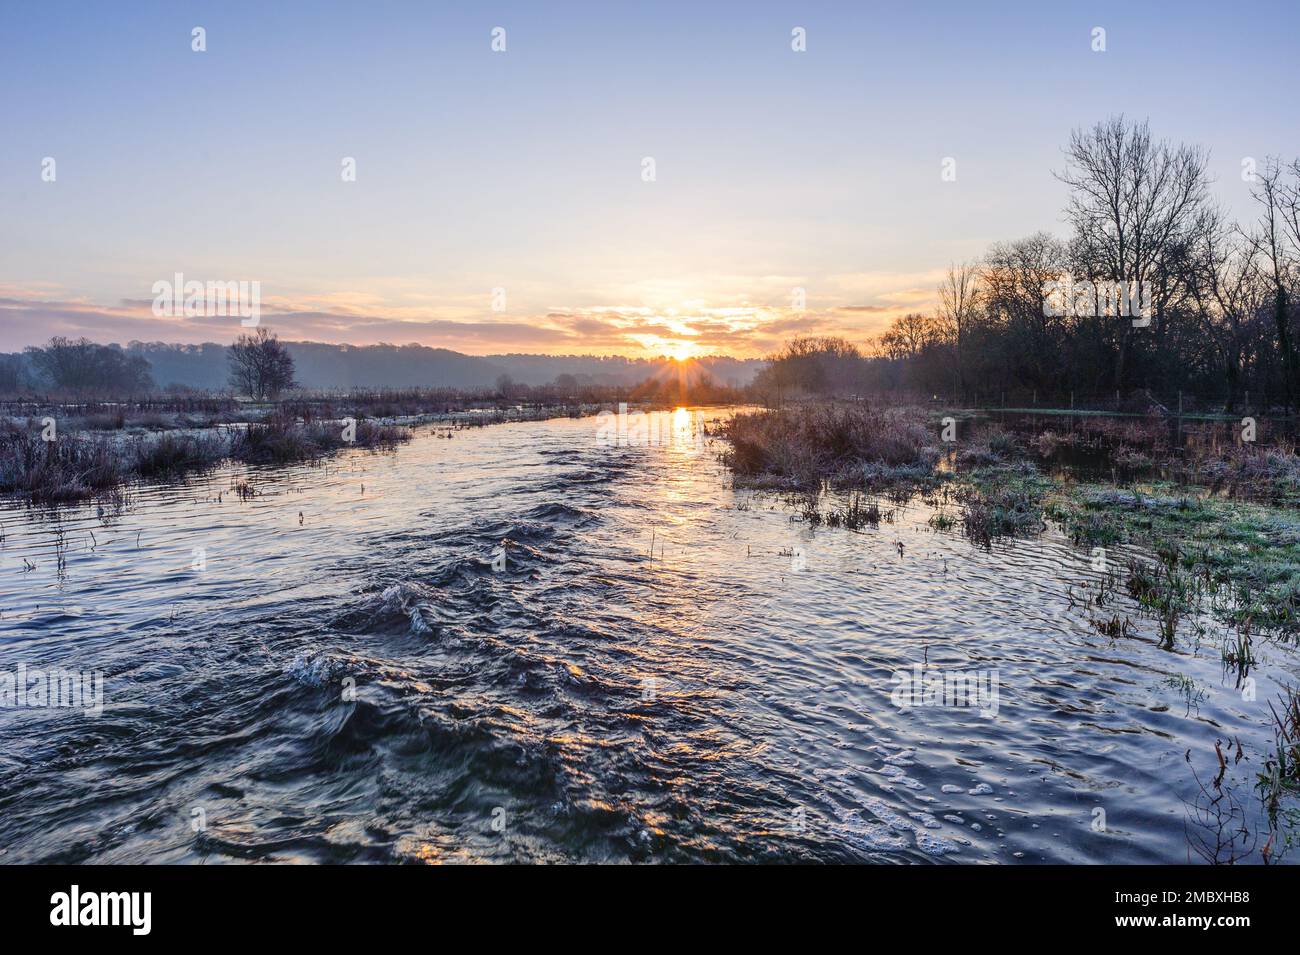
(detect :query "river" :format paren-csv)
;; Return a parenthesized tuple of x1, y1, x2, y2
(0, 409, 1292, 863)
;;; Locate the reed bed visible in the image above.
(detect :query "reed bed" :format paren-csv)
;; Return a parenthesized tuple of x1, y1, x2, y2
(0, 416, 411, 503)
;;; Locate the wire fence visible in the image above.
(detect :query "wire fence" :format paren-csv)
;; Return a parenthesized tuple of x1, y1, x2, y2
(922, 390, 1298, 420)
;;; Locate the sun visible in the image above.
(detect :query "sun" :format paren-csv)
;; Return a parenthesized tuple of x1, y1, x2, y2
(630, 332, 699, 362)
(667, 341, 696, 362)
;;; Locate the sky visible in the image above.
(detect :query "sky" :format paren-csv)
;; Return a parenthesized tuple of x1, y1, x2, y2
(2, 0, 1298, 358)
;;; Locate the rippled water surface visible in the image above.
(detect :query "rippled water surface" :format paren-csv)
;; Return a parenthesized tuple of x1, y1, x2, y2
(1, 410, 1295, 863)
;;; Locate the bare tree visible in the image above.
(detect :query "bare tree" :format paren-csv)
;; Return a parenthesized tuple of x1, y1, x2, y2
(1057, 116, 1213, 391)
(752, 336, 865, 398)
(1251, 159, 1300, 405)
(937, 261, 981, 398)
(26, 337, 98, 393)
(25, 336, 152, 395)
(879, 313, 943, 361)
(1184, 210, 1267, 411)
(228, 329, 296, 400)
(981, 233, 1075, 392)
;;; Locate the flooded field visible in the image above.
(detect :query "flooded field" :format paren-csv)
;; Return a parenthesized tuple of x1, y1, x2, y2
(0, 409, 1294, 863)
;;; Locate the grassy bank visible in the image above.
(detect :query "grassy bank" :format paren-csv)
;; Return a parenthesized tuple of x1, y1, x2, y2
(0, 388, 701, 437)
(722, 403, 940, 488)
(0, 396, 583, 436)
(724, 402, 1300, 635)
(0, 416, 411, 505)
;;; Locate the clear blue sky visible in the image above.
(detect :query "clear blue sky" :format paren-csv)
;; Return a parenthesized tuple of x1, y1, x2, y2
(2, 0, 1297, 356)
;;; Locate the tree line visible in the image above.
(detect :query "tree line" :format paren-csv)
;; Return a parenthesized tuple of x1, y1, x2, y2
(9, 330, 297, 400)
(756, 117, 1300, 411)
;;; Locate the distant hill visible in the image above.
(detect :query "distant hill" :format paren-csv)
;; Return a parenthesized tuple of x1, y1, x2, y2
(121, 341, 505, 391)
(3, 341, 764, 392)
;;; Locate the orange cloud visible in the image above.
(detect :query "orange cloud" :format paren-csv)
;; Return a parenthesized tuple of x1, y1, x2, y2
(0, 270, 941, 357)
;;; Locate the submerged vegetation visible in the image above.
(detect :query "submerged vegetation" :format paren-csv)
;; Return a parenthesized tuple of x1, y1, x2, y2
(724, 400, 1300, 636)
(230, 417, 409, 466)
(722, 395, 1300, 862)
